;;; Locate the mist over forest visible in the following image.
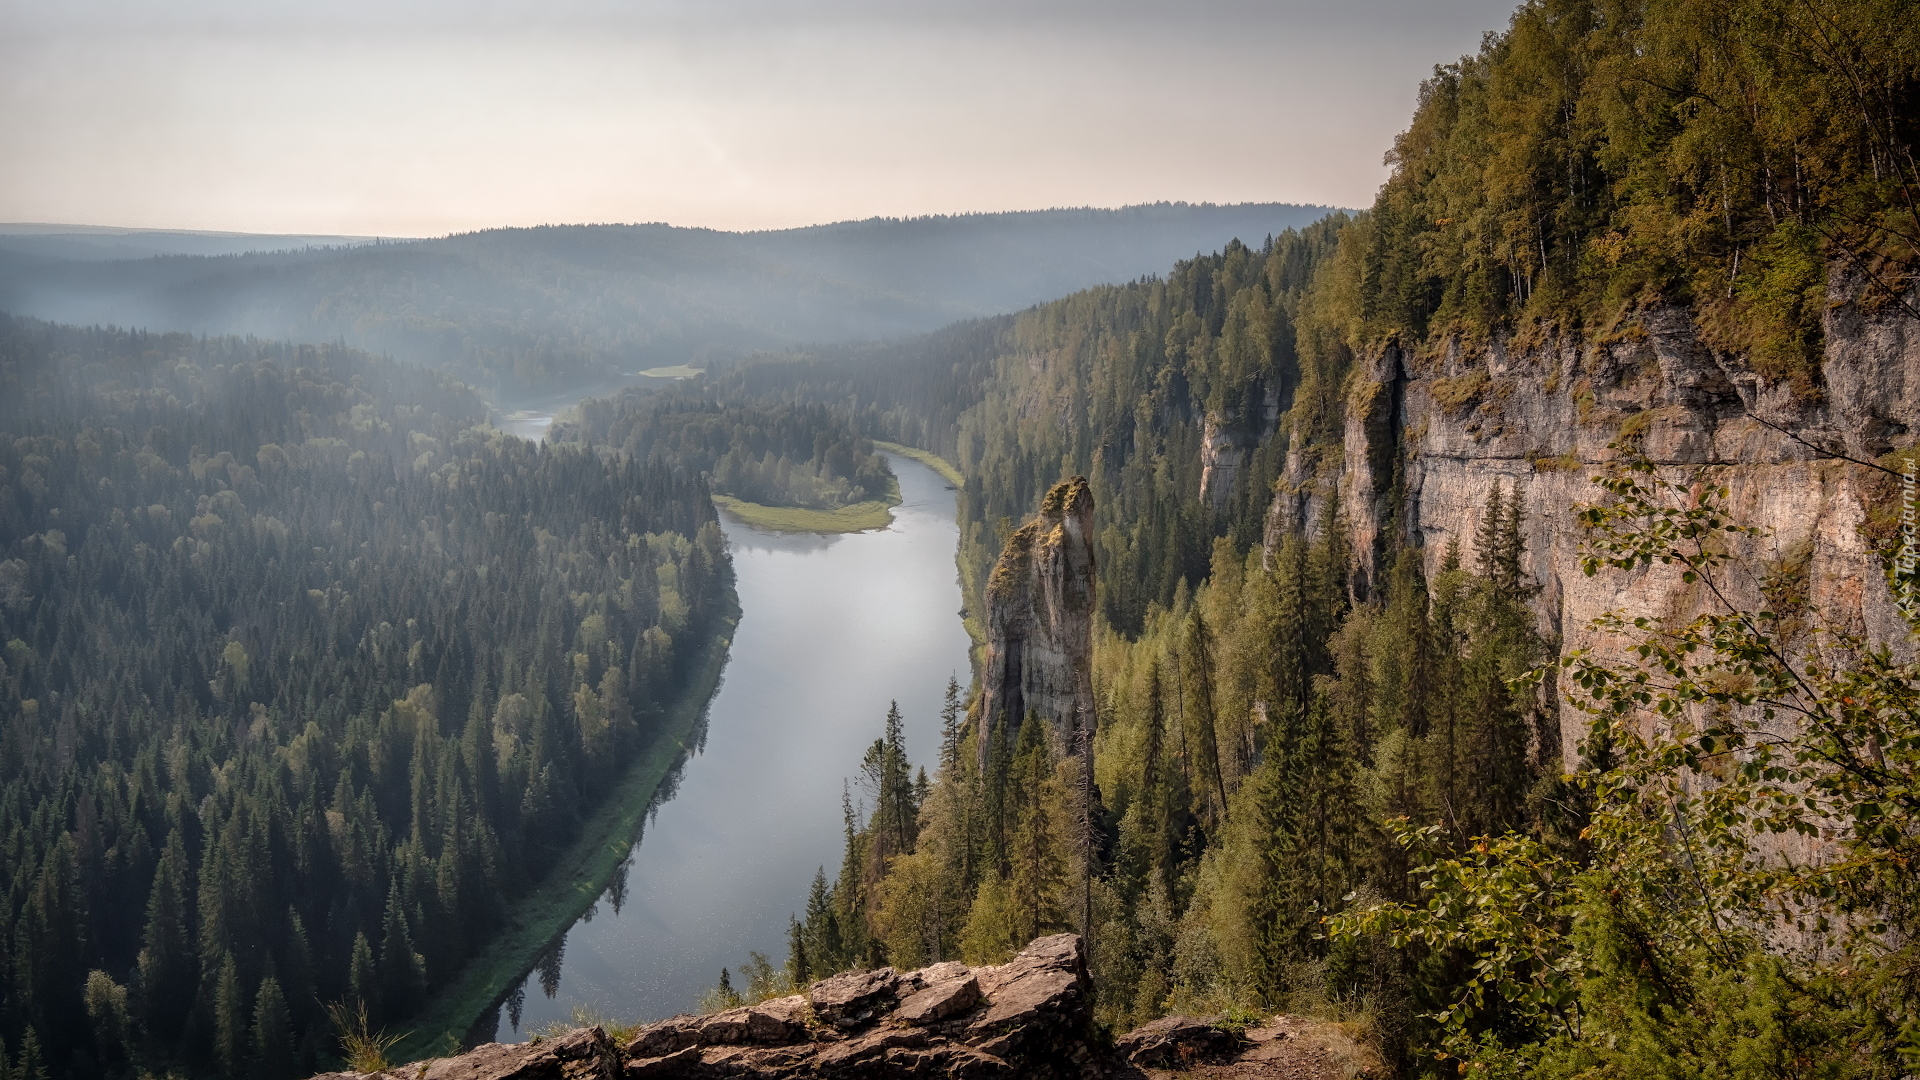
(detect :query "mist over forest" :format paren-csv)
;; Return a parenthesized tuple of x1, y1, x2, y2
(0, 203, 1336, 397)
(3, 0, 1918, 1078)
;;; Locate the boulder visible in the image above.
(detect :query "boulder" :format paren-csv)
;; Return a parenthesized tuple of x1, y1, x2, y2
(1113, 1015, 1246, 1067)
(806, 966, 902, 1029)
(893, 975, 981, 1026)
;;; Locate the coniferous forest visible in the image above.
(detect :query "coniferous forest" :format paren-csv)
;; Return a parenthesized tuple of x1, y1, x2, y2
(0, 319, 730, 1078)
(3, 0, 1919, 1077)
(552, 397, 895, 514)
(736, 1, 1920, 1075)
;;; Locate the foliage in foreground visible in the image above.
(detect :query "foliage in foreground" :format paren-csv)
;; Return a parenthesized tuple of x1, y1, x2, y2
(1332, 453, 1920, 1077)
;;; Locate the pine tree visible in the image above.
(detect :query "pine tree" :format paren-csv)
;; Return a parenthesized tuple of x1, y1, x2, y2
(137, 830, 195, 1041)
(213, 952, 247, 1078)
(938, 676, 964, 777)
(250, 976, 295, 1080)
(800, 867, 842, 978)
(16, 836, 86, 1061)
(14, 1030, 47, 1080)
(1183, 611, 1230, 827)
(1008, 712, 1066, 945)
(785, 915, 810, 987)
(377, 884, 425, 1020)
(347, 932, 379, 1023)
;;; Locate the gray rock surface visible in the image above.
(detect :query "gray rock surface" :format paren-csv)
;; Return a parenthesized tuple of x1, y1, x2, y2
(1113, 1015, 1246, 1068)
(306, 937, 1384, 1080)
(1278, 282, 1919, 766)
(980, 476, 1097, 762)
(315, 934, 1105, 1080)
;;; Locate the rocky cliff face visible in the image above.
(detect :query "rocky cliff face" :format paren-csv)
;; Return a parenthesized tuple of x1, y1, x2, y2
(1288, 282, 1919, 765)
(980, 476, 1097, 761)
(1199, 377, 1284, 512)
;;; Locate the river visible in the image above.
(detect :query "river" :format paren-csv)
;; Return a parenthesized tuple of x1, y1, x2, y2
(473, 450, 972, 1038)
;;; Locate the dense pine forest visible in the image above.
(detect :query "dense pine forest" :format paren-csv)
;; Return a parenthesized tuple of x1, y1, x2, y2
(737, 0, 1920, 1075)
(551, 397, 895, 514)
(0, 320, 731, 1079)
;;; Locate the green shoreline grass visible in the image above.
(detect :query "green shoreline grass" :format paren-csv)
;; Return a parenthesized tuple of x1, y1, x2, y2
(711, 495, 894, 533)
(872, 440, 964, 487)
(388, 600, 740, 1063)
(710, 471, 903, 534)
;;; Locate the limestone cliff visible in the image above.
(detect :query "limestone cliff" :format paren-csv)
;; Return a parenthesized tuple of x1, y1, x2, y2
(980, 476, 1097, 762)
(1285, 279, 1918, 765)
(1199, 375, 1284, 512)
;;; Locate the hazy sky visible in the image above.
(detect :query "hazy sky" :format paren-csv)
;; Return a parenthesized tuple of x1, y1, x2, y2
(1, 0, 1518, 236)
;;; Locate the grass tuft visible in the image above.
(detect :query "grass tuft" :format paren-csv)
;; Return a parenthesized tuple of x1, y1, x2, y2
(327, 1001, 404, 1074)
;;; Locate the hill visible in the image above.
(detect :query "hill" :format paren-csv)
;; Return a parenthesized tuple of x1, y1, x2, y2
(0, 224, 386, 261)
(0, 203, 1338, 399)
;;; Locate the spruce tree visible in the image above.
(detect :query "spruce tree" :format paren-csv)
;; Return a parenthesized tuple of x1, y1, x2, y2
(1008, 713, 1065, 945)
(347, 932, 379, 1023)
(136, 831, 194, 1041)
(250, 976, 294, 1080)
(212, 952, 246, 1079)
(376, 885, 425, 1020)
(785, 915, 810, 987)
(14, 1030, 47, 1080)
(938, 676, 964, 776)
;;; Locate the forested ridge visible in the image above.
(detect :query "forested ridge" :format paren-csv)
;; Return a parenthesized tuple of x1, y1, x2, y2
(0, 203, 1337, 397)
(0, 319, 731, 1079)
(713, 1, 1920, 1075)
(552, 397, 894, 513)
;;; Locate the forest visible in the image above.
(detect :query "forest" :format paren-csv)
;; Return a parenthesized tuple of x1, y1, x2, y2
(0, 319, 732, 1079)
(716, 0, 1920, 1075)
(551, 396, 895, 514)
(4, 0, 1918, 1075)
(0, 204, 1336, 397)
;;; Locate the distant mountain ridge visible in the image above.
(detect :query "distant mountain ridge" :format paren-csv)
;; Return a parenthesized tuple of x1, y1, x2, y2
(0, 223, 387, 261)
(0, 202, 1340, 396)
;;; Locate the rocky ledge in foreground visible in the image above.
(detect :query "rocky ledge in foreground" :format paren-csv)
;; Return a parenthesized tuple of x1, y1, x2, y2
(312, 934, 1367, 1079)
(318, 934, 1103, 1079)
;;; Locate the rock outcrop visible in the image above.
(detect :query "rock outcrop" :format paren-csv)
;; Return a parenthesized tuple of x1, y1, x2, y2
(979, 476, 1097, 763)
(1283, 284, 1919, 766)
(1199, 377, 1285, 512)
(1113, 1015, 1247, 1067)
(313, 935, 1101, 1080)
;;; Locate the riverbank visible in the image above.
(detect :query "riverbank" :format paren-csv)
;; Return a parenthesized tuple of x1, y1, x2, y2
(709, 472, 904, 534)
(872, 441, 963, 487)
(502, 452, 974, 1032)
(711, 493, 893, 533)
(388, 598, 741, 1063)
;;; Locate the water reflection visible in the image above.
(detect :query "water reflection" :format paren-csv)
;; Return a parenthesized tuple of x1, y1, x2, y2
(479, 453, 969, 1038)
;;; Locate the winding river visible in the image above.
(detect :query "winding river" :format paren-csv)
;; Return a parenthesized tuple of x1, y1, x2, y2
(473, 451, 972, 1038)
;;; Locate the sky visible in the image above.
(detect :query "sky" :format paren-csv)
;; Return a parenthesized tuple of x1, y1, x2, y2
(0, 0, 1519, 236)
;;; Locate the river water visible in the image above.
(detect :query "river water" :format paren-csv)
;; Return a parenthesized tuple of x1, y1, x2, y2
(476, 451, 972, 1038)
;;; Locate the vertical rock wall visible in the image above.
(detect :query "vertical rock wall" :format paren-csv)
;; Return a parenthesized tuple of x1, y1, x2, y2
(1199, 375, 1284, 511)
(979, 476, 1097, 763)
(1273, 283, 1919, 766)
